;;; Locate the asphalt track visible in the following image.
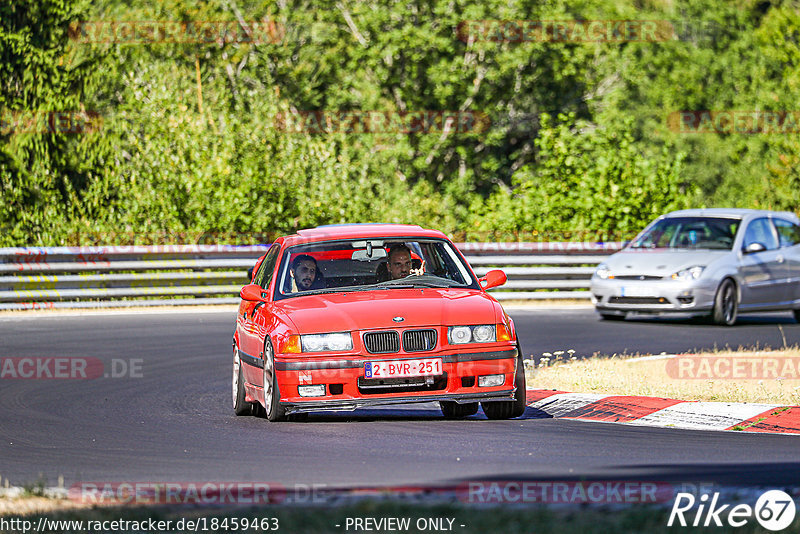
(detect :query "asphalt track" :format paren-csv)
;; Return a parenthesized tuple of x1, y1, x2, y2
(1, 308, 799, 490)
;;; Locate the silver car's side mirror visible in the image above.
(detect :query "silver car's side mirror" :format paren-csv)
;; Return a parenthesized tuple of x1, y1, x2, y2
(743, 242, 767, 254)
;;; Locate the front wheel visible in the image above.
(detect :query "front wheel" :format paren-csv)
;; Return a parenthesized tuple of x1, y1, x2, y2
(232, 345, 253, 416)
(599, 312, 625, 321)
(481, 344, 527, 420)
(261, 339, 286, 422)
(712, 278, 738, 326)
(440, 401, 479, 418)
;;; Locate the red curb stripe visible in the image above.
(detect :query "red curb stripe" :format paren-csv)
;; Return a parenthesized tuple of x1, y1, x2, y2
(526, 389, 567, 404)
(561, 395, 685, 422)
(728, 406, 800, 434)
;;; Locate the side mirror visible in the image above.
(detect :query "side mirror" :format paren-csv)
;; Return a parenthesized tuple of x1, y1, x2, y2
(743, 242, 767, 254)
(240, 283, 268, 302)
(479, 269, 507, 290)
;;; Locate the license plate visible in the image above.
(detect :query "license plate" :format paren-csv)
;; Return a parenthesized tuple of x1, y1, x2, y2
(364, 358, 443, 379)
(619, 286, 652, 297)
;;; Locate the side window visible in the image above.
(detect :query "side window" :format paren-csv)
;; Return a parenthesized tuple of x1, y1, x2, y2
(773, 219, 800, 248)
(743, 218, 779, 251)
(254, 244, 281, 289)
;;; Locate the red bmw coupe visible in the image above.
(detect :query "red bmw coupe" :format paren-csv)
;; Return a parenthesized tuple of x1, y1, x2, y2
(232, 224, 526, 421)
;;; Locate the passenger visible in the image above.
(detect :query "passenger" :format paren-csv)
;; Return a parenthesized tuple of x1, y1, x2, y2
(289, 254, 325, 291)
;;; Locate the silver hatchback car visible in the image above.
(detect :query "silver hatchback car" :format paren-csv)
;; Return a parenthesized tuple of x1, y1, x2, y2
(591, 208, 800, 325)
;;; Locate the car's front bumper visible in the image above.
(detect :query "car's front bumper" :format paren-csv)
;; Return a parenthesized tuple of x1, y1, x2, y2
(270, 346, 519, 412)
(282, 390, 515, 414)
(590, 277, 718, 315)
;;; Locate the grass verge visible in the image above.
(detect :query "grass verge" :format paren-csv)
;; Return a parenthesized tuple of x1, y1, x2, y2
(527, 348, 800, 405)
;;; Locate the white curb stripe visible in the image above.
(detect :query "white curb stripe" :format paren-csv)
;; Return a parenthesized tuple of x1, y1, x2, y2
(630, 402, 781, 430)
(529, 393, 611, 418)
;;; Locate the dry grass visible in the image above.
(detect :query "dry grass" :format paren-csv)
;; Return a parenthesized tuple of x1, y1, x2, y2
(0, 496, 91, 515)
(526, 348, 800, 405)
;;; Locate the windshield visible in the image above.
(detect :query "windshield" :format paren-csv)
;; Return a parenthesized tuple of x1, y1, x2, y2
(274, 238, 479, 299)
(630, 217, 741, 250)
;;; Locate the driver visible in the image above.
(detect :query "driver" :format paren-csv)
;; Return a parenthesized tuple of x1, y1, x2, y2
(289, 254, 325, 291)
(386, 244, 423, 280)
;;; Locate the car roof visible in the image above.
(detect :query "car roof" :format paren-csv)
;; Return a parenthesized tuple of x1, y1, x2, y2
(663, 208, 799, 221)
(280, 224, 449, 247)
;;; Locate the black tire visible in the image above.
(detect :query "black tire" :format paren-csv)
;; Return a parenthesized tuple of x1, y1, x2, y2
(261, 338, 286, 422)
(712, 278, 738, 326)
(232, 345, 253, 416)
(440, 401, 479, 418)
(481, 344, 527, 420)
(794, 309, 800, 323)
(599, 312, 625, 321)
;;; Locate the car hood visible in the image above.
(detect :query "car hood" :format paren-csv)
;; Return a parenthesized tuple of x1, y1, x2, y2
(601, 249, 731, 277)
(273, 288, 501, 333)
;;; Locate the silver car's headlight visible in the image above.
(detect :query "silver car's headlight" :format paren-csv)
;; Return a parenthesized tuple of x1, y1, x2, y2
(448, 325, 496, 344)
(595, 263, 611, 279)
(300, 332, 353, 352)
(671, 266, 705, 281)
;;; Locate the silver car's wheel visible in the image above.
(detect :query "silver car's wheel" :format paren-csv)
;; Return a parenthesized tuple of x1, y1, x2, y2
(262, 339, 286, 422)
(712, 278, 738, 326)
(232, 345, 251, 416)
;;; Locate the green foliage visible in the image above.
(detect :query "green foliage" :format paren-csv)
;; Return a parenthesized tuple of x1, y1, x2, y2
(469, 113, 695, 240)
(0, 0, 112, 244)
(2, 0, 799, 246)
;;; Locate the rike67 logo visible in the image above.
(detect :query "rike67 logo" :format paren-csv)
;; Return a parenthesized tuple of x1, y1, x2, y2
(668, 490, 797, 530)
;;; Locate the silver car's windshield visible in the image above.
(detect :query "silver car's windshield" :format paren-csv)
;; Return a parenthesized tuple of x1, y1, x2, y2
(630, 217, 741, 250)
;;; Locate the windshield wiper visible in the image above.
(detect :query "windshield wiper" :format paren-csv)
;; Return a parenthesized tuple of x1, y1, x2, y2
(376, 277, 457, 289)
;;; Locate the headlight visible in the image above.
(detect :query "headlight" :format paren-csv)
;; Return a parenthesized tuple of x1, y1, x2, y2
(300, 332, 353, 352)
(671, 266, 705, 281)
(595, 263, 611, 279)
(448, 325, 496, 344)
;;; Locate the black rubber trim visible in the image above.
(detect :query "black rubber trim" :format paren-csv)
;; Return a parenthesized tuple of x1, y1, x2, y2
(282, 389, 516, 414)
(274, 348, 517, 371)
(239, 350, 264, 369)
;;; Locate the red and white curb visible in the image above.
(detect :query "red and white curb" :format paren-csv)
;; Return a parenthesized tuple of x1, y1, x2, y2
(526, 389, 800, 435)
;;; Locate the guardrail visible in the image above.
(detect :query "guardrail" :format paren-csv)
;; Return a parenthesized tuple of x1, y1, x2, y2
(0, 242, 624, 310)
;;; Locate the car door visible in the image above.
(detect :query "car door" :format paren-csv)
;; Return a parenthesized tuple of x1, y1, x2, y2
(773, 218, 800, 303)
(738, 217, 784, 306)
(237, 243, 280, 385)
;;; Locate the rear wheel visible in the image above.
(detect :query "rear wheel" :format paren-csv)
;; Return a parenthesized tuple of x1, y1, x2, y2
(440, 401, 479, 418)
(481, 344, 527, 420)
(262, 339, 286, 422)
(232, 345, 253, 416)
(794, 309, 800, 323)
(712, 278, 738, 326)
